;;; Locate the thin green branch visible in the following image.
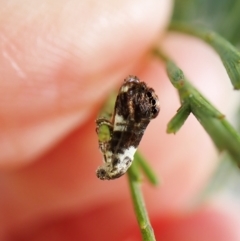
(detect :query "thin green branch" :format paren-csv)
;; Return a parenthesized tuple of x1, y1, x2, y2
(167, 103, 191, 134)
(200, 108, 240, 200)
(135, 152, 159, 186)
(127, 162, 156, 241)
(169, 22, 240, 90)
(154, 49, 240, 166)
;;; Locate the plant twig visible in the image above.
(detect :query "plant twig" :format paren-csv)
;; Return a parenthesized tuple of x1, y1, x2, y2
(127, 161, 156, 241)
(135, 151, 159, 186)
(169, 22, 240, 90)
(154, 49, 240, 166)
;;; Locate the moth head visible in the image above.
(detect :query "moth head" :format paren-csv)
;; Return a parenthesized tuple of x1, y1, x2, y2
(124, 75, 139, 83)
(96, 158, 128, 180)
(96, 164, 111, 180)
(96, 163, 120, 180)
(146, 88, 160, 119)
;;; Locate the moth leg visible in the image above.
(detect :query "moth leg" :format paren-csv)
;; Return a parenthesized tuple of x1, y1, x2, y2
(115, 122, 128, 129)
(96, 118, 113, 134)
(96, 118, 113, 155)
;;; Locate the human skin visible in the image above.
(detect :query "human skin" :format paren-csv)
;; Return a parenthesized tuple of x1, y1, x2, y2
(1, 1, 240, 240)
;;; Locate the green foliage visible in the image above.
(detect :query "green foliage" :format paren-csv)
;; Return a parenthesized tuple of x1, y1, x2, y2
(163, 58, 240, 165)
(135, 152, 159, 185)
(128, 161, 156, 241)
(167, 104, 191, 134)
(172, 0, 240, 45)
(169, 23, 240, 89)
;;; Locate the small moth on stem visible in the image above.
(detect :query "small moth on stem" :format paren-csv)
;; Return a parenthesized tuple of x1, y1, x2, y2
(96, 75, 160, 180)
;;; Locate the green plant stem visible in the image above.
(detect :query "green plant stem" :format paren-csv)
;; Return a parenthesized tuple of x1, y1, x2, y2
(154, 48, 240, 166)
(169, 22, 240, 90)
(135, 152, 159, 186)
(127, 162, 156, 241)
(167, 104, 191, 134)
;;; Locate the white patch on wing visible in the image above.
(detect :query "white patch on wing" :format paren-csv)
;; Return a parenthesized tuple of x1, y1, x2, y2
(117, 146, 136, 165)
(120, 85, 129, 92)
(105, 146, 136, 167)
(113, 114, 127, 131)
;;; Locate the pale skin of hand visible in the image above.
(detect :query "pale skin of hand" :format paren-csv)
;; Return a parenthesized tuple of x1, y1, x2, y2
(1, 1, 240, 240)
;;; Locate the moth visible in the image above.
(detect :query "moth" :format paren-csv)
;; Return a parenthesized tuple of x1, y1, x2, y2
(96, 75, 160, 180)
